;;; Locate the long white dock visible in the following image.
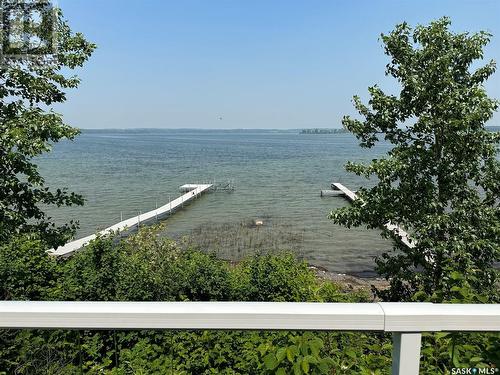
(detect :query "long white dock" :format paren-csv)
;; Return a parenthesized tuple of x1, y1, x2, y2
(49, 184, 212, 256)
(331, 183, 415, 248)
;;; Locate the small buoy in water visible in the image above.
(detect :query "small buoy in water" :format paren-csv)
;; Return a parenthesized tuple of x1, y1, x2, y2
(254, 219, 264, 226)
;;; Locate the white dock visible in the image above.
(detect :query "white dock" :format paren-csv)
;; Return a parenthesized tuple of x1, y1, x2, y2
(49, 184, 212, 256)
(331, 183, 358, 201)
(331, 183, 415, 248)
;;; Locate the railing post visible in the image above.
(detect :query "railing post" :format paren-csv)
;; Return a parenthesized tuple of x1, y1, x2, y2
(391, 332, 421, 375)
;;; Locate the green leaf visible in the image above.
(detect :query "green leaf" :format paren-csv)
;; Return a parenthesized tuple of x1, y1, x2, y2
(301, 359, 310, 373)
(304, 355, 318, 365)
(287, 345, 299, 363)
(293, 362, 302, 375)
(276, 347, 286, 362)
(308, 339, 322, 357)
(476, 295, 489, 303)
(263, 353, 278, 370)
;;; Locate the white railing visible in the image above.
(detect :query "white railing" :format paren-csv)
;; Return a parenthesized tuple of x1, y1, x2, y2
(1, 302, 499, 375)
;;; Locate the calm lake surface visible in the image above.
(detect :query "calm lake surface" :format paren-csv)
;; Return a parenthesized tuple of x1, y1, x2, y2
(38, 129, 394, 276)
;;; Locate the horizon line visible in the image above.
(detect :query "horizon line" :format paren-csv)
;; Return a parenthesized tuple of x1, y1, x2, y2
(79, 127, 346, 131)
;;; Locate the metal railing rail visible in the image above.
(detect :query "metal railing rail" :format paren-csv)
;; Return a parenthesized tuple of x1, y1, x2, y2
(1, 302, 499, 375)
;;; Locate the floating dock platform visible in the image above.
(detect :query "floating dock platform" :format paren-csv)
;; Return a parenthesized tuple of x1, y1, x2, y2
(330, 182, 415, 248)
(49, 184, 212, 256)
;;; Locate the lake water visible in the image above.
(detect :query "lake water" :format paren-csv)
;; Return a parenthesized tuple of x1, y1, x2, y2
(38, 129, 394, 276)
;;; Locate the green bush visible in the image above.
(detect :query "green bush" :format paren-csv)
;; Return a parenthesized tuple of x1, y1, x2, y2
(57, 235, 120, 301)
(0, 235, 59, 300)
(231, 253, 317, 302)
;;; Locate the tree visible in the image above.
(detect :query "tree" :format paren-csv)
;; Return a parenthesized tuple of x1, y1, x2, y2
(330, 17, 500, 302)
(0, 0, 95, 247)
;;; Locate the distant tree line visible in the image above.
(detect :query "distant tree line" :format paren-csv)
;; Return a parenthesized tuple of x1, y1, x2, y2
(299, 128, 348, 134)
(300, 126, 498, 135)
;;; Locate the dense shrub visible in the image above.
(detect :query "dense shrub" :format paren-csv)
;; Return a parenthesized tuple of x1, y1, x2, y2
(0, 235, 59, 300)
(231, 253, 317, 302)
(57, 235, 119, 301)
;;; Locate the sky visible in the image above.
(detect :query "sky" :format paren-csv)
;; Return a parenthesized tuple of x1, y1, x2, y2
(57, 0, 500, 129)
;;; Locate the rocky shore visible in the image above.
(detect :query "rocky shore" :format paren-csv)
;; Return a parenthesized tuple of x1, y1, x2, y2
(308, 265, 389, 296)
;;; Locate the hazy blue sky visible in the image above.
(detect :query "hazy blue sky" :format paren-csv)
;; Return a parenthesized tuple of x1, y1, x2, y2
(58, 0, 500, 129)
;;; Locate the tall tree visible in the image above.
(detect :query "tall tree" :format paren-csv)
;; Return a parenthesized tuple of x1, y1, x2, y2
(330, 18, 500, 302)
(0, 0, 95, 247)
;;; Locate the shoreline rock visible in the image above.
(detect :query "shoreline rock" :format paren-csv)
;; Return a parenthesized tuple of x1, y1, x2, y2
(308, 265, 389, 293)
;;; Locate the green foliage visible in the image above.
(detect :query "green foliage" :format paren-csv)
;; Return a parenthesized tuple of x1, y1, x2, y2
(331, 17, 500, 302)
(0, 228, 376, 374)
(51, 228, 233, 303)
(420, 332, 500, 373)
(57, 235, 120, 301)
(114, 226, 182, 301)
(107, 338, 173, 374)
(0, 329, 80, 374)
(1, 228, 498, 373)
(0, 1, 95, 247)
(258, 332, 334, 374)
(232, 253, 317, 301)
(173, 250, 232, 301)
(0, 235, 59, 300)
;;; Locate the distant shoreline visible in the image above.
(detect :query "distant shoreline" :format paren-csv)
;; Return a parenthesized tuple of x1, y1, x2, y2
(299, 128, 348, 134)
(76, 126, 499, 133)
(300, 126, 499, 134)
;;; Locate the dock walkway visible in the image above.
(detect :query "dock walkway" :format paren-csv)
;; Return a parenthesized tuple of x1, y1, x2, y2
(49, 184, 212, 256)
(331, 183, 415, 248)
